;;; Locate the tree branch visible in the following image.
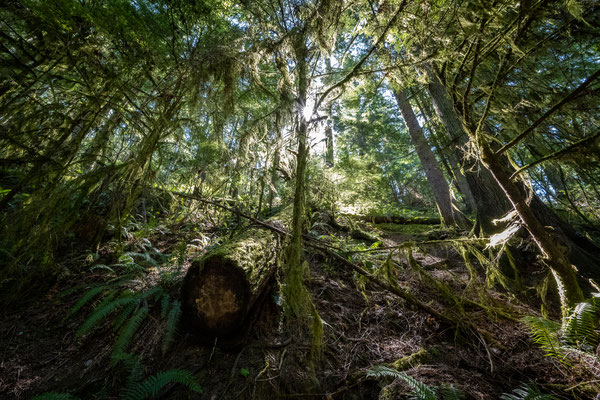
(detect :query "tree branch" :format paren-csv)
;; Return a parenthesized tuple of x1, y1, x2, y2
(315, 0, 407, 110)
(497, 68, 600, 155)
(510, 130, 600, 180)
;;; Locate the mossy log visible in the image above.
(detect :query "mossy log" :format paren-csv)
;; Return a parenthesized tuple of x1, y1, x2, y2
(326, 213, 379, 243)
(341, 213, 440, 225)
(181, 227, 279, 338)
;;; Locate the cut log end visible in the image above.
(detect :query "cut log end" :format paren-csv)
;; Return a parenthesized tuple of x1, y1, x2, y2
(182, 256, 251, 336)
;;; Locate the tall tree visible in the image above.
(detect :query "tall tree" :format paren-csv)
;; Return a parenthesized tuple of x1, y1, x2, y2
(393, 88, 469, 228)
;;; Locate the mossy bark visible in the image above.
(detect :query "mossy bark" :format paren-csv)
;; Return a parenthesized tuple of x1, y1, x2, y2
(181, 227, 279, 337)
(341, 213, 440, 225)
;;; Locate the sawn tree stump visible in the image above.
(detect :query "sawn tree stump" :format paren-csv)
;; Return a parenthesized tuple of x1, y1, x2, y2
(181, 227, 279, 339)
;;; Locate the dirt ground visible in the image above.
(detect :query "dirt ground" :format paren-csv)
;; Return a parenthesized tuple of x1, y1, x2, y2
(1, 222, 598, 399)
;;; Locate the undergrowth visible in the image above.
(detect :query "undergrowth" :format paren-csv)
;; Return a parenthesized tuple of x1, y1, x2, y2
(32, 353, 202, 400)
(53, 213, 213, 398)
(523, 291, 600, 367)
(64, 231, 189, 359)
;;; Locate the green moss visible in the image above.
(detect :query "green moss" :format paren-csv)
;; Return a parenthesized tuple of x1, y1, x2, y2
(192, 227, 277, 294)
(389, 348, 433, 370)
(375, 223, 437, 235)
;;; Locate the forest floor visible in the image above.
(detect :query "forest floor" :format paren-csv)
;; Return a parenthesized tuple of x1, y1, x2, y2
(1, 212, 598, 399)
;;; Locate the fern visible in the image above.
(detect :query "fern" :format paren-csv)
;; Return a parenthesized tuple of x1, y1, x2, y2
(121, 369, 202, 400)
(123, 251, 159, 267)
(562, 297, 600, 350)
(112, 301, 138, 332)
(162, 300, 181, 354)
(400, 373, 438, 400)
(160, 293, 170, 318)
(67, 285, 108, 317)
(500, 382, 557, 400)
(366, 365, 405, 379)
(366, 365, 463, 400)
(76, 295, 137, 338)
(522, 316, 566, 362)
(113, 307, 149, 359)
(524, 294, 600, 362)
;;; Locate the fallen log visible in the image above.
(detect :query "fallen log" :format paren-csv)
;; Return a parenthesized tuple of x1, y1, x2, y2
(341, 213, 440, 225)
(172, 192, 503, 339)
(181, 227, 279, 338)
(325, 213, 378, 243)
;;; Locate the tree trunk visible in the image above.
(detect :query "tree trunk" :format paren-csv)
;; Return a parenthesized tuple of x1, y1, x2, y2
(424, 63, 600, 280)
(477, 141, 584, 313)
(411, 87, 476, 212)
(181, 227, 279, 338)
(325, 101, 334, 167)
(393, 89, 469, 229)
(283, 35, 310, 317)
(423, 64, 512, 233)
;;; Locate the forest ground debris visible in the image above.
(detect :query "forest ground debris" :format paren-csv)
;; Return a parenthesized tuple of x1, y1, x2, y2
(1, 198, 598, 399)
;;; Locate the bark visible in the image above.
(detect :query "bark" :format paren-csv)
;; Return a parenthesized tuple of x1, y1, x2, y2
(325, 101, 334, 167)
(424, 64, 512, 233)
(181, 227, 279, 337)
(411, 88, 476, 212)
(478, 141, 584, 312)
(393, 89, 469, 229)
(286, 36, 309, 272)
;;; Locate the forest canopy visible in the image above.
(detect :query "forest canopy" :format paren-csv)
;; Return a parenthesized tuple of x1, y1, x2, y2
(1, 0, 600, 399)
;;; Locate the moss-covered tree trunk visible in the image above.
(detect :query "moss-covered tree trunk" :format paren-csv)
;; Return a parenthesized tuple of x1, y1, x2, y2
(283, 33, 311, 317)
(477, 140, 584, 314)
(393, 88, 470, 229)
(181, 227, 279, 337)
(424, 63, 600, 282)
(423, 64, 512, 234)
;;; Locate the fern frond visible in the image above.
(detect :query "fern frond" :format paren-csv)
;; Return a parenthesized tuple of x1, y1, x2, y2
(400, 373, 438, 400)
(112, 307, 149, 358)
(121, 369, 202, 400)
(366, 365, 405, 379)
(59, 283, 89, 299)
(90, 264, 116, 274)
(162, 300, 181, 354)
(76, 296, 136, 338)
(138, 286, 164, 301)
(563, 299, 600, 349)
(160, 294, 170, 318)
(500, 382, 557, 399)
(366, 366, 440, 400)
(522, 316, 566, 361)
(113, 302, 137, 332)
(67, 285, 108, 317)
